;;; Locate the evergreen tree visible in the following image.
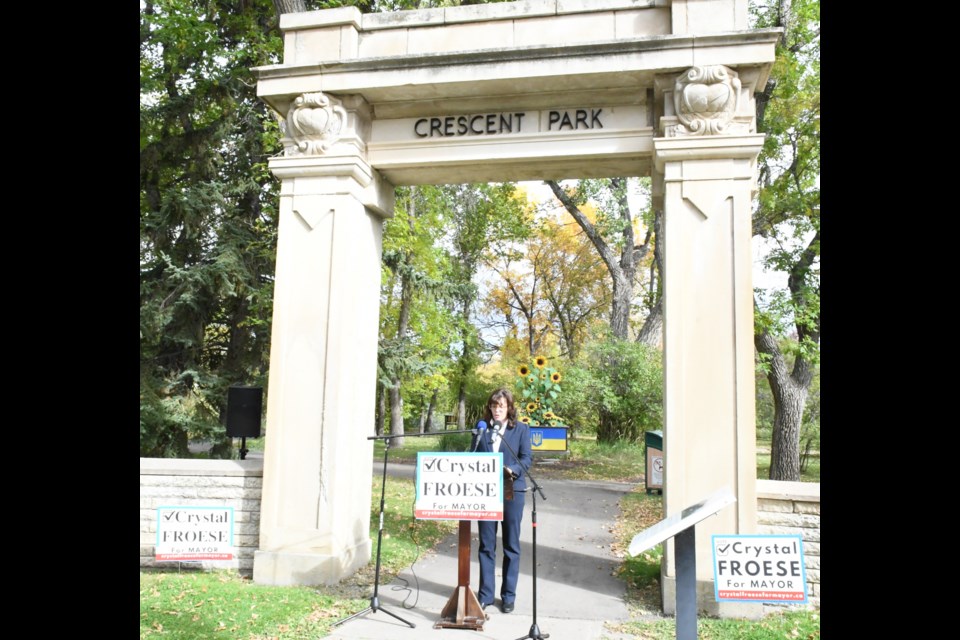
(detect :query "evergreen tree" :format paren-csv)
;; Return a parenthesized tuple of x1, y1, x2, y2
(140, 1, 284, 456)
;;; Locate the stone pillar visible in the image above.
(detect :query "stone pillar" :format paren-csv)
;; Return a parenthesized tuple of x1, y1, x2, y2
(652, 66, 763, 617)
(253, 93, 394, 586)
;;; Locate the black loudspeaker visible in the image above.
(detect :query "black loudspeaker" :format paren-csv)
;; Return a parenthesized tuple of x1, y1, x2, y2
(226, 386, 262, 438)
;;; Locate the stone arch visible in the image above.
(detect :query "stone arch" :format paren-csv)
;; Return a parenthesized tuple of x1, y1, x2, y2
(252, 0, 778, 616)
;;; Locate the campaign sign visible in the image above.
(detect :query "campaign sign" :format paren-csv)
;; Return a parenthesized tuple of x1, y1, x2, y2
(415, 452, 503, 521)
(712, 534, 807, 603)
(156, 506, 235, 561)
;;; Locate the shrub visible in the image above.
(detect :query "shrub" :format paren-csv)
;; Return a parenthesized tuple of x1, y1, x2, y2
(558, 338, 663, 444)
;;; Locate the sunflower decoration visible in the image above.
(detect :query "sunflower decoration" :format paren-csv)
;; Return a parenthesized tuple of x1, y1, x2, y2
(514, 355, 565, 428)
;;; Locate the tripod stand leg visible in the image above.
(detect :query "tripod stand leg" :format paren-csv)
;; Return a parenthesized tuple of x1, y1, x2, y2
(515, 623, 550, 640)
(332, 440, 416, 629)
(332, 605, 372, 627)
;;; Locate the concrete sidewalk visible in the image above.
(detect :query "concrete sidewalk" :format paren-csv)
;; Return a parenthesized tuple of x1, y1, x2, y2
(324, 463, 636, 640)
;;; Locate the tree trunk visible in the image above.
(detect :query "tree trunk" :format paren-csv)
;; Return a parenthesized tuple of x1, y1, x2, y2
(272, 0, 306, 16)
(635, 209, 664, 347)
(456, 296, 472, 431)
(635, 300, 663, 347)
(387, 196, 419, 448)
(754, 229, 819, 481)
(756, 328, 812, 482)
(376, 382, 386, 436)
(547, 179, 639, 340)
(457, 384, 467, 431)
(389, 380, 405, 447)
(425, 388, 438, 432)
(609, 273, 632, 340)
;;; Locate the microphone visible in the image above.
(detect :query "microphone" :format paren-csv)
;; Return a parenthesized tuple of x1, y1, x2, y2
(490, 420, 502, 446)
(472, 420, 488, 452)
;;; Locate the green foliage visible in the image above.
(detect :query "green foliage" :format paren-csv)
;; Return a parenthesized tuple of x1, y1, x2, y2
(559, 338, 663, 443)
(438, 432, 473, 452)
(140, 0, 282, 457)
(747, 0, 820, 481)
(513, 356, 564, 426)
(750, 0, 820, 355)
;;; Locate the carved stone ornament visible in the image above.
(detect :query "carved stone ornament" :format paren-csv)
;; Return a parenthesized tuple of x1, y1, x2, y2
(282, 92, 347, 156)
(673, 66, 742, 136)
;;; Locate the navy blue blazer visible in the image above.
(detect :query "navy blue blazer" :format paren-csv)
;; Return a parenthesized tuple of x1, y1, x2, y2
(476, 420, 533, 493)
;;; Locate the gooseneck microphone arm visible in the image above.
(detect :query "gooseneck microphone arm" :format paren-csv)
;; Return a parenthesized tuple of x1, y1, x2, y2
(492, 421, 545, 501)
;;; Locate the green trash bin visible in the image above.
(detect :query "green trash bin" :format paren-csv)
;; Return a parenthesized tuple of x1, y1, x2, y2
(644, 430, 663, 494)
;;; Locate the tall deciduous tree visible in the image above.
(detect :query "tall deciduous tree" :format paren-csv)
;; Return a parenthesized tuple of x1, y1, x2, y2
(546, 178, 661, 345)
(485, 207, 610, 361)
(442, 183, 530, 428)
(751, 0, 820, 481)
(378, 186, 457, 446)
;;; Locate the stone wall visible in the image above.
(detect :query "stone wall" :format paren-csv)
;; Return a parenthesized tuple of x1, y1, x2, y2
(139, 458, 263, 575)
(756, 479, 820, 608)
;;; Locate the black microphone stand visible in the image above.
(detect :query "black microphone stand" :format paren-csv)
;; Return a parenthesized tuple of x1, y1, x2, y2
(492, 424, 550, 640)
(333, 428, 478, 630)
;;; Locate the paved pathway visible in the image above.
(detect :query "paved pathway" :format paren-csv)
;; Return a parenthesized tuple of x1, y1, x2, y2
(324, 462, 636, 640)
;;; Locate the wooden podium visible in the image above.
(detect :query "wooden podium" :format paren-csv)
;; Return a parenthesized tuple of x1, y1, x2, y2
(434, 469, 514, 630)
(434, 520, 486, 630)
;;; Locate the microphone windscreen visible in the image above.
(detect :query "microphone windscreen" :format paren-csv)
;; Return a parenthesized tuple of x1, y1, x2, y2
(477, 420, 488, 431)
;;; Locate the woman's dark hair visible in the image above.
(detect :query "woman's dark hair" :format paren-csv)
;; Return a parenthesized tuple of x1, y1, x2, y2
(483, 387, 517, 424)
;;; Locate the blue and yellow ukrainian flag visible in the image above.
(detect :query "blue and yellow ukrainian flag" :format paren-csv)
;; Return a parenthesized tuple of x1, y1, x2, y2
(529, 427, 568, 452)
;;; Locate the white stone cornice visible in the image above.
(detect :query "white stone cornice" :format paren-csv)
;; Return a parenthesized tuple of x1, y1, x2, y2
(254, 30, 780, 118)
(270, 154, 373, 183)
(654, 134, 763, 217)
(269, 155, 394, 219)
(653, 134, 764, 173)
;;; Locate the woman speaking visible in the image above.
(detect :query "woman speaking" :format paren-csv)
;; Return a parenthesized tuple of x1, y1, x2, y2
(474, 387, 532, 613)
